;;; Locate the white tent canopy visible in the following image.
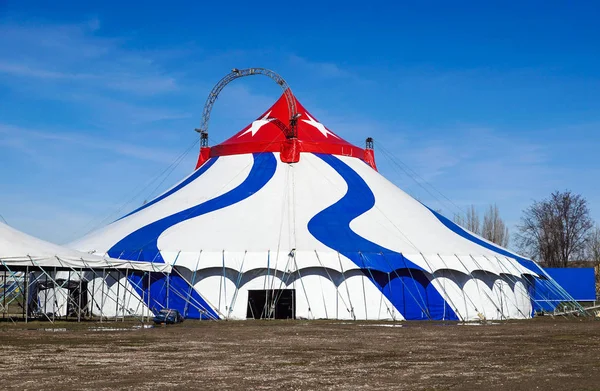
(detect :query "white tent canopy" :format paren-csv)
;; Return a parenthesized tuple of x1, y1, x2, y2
(0, 222, 171, 273)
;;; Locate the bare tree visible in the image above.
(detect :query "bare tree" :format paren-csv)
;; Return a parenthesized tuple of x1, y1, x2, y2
(453, 205, 481, 234)
(516, 190, 593, 267)
(453, 213, 465, 228)
(482, 204, 510, 247)
(465, 205, 481, 235)
(588, 227, 600, 266)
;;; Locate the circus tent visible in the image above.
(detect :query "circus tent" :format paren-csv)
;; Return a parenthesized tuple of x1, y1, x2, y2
(68, 90, 575, 321)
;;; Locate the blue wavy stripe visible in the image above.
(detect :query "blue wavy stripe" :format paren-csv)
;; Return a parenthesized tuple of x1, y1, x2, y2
(108, 152, 277, 263)
(109, 153, 276, 320)
(115, 157, 219, 222)
(308, 153, 423, 272)
(128, 273, 217, 320)
(308, 153, 457, 320)
(426, 207, 545, 275)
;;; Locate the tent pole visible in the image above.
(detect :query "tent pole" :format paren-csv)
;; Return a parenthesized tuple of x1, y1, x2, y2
(1, 262, 22, 324)
(337, 252, 355, 321)
(314, 250, 352, 320)
(52, 267, 56, 323)
(44, 272, 48, 317)
(77, 268, 82, 322)
(139, 272, 145, 323)
(291, 253, 313, 320)
(184, 252, 202, 319)
(115, 269, 121, 322)
(419, 253, 463, 321)
(119, 269, 144, 322)
(23, 261, 62, 324)
(147, 272, 151, 322)
(222, 251, 226, 314)
(100, 268, 105, 323)
(90, 273, 96, 320)
(163, 269, 221, 320)
(123, 268, 129, 322)
(450, 254, 488, 320)
(51, 264, 71, 321)
(227, 251, 247, 320)
(24, 268, 47, 322)
(24, 266, 29, 323)
(470, 255, 528, 320)
(66, 269, 71, 321)
(359, 254, 394, 320)
(78, 259, 147, 325)
(218, 250, 224, 312)
(166, 271, 170, 309)
(3, 270, 6, 320)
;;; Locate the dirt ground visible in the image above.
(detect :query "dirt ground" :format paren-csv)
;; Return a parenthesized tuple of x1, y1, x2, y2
(1, 318, 599, 390)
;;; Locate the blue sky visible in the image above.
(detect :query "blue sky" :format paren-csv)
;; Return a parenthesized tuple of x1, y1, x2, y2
(0, 1, 599, 247)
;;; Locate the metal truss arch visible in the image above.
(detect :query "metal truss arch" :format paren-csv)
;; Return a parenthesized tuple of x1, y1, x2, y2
(195, 68, 298, 142)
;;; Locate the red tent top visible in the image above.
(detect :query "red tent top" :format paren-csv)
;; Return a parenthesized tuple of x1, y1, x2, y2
(196, 93, 376, 169)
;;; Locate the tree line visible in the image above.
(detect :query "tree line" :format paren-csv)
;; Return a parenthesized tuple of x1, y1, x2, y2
(452, 190, 600, 268)
(453, 204, 510, 248)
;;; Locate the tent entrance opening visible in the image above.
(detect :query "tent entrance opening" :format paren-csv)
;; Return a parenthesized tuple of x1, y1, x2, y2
(246, 289, 295, 319)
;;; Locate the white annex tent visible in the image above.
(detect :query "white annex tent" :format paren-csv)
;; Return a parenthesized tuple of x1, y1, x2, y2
(0, 222, 171, 321)
(0, 222, 170, 273)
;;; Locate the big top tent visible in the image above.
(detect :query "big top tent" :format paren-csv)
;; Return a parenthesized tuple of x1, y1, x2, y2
(68, 69, 579, 321)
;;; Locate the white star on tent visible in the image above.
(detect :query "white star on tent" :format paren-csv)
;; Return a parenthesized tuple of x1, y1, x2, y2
(302, 113, 338, 138)
(238, 111, 274, 137)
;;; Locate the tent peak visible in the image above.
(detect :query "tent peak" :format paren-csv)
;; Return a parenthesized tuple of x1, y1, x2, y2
(196, 93, 377, 169)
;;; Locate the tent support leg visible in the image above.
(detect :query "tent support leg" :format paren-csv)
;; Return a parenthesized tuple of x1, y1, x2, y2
(3, 270, 6, 320)
(147, 272, 151, 323)
(115, 269, 121, 322)
(76, 260, 147, 325)
(100, 269, 105, 323)
(123, 269, 128, 322)
(166, 272, 170, 309)
(52, 267, 56, 323)
(77, 268, 82, 322)
(24, 266, 29, 323)
(23, 263, 60, 324)
(44, 273, 48, 317)
(90, 274, 96, 320)
(66, 270, 71, 321)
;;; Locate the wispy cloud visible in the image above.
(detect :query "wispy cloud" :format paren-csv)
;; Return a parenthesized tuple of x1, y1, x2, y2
(0, 60, 179, 96)
(288, 54, 357, 80)
(378, 125, 554, 197)
(0, 20, 180, 96)
(0, 62, 91, 80)
(0, 123, 183, 164)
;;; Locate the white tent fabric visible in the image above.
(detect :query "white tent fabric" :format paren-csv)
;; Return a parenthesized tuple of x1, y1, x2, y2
(70, 154, 538, 275)
(70, 153, 541, 321)
(0, 222, 171, 273)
